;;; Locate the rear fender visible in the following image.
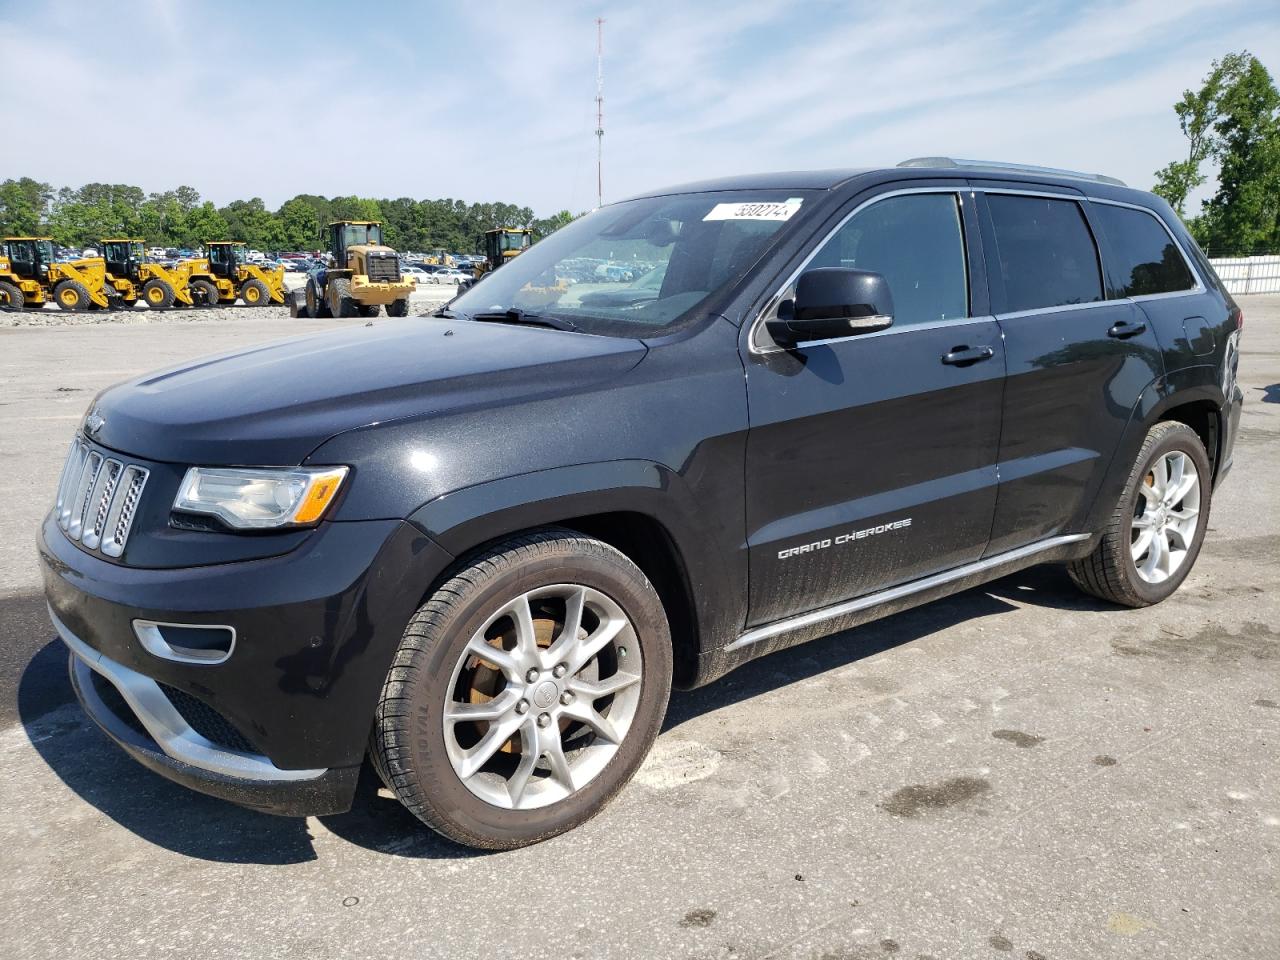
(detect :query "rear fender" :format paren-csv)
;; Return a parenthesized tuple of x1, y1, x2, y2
(1080, 366, 1225, 534)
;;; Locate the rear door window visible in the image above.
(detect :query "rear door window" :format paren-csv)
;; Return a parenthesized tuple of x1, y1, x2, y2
(1092, 204, 1196, 297)
(987, 195, 1103, 312)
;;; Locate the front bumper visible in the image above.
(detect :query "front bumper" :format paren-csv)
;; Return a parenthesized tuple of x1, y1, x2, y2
(40, 513, 453, 816)
(350, 276, 415, 305)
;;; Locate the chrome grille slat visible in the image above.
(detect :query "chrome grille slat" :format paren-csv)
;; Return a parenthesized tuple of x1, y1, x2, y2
(81, 459, 122, 550)
(56, 441, 89, 527)
(52, 439, 150, 560)
(68, 452, 104, 539)
(101, 466, 148, 558)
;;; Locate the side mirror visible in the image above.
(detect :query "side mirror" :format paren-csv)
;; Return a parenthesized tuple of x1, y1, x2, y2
(767, 268, 894, 346)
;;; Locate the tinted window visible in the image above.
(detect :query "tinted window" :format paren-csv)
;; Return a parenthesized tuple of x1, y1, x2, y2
(808, 193, 968, 328)
(988, 195, 1102, 312)
(1093, 204, 1195, 297)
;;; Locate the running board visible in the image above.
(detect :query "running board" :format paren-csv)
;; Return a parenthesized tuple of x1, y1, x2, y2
(726, 533, 1092, 652)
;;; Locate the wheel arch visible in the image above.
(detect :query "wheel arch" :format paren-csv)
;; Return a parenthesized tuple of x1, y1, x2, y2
(409, 461, 738, 688)
(1081, 368, 1226, 534)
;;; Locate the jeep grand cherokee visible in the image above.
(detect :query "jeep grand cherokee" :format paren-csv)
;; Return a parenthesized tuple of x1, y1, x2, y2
(40, 158, 1242, 849)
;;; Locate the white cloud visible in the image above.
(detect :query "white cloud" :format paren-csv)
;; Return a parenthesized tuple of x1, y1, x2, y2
(1, 0, 1277, 213)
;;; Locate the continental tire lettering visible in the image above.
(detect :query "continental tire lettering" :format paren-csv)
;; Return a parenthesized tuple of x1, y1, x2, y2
(777, 517, 912, 560)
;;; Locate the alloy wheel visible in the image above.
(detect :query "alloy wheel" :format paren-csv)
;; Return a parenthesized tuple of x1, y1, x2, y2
(442, 584, 643, 811)
(1131, 450, 1200, 584)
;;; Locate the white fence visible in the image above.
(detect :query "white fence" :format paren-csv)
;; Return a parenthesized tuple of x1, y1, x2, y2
(1207, 255, 1280, 295)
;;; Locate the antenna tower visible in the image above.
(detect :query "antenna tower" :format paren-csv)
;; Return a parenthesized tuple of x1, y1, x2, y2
(595, 17, 605, 208)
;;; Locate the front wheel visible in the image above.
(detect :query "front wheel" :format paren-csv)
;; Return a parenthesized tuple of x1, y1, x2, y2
(371, 529, 672, 849)
(386, 298, 409, 317)
(240, 278, 269, 306)
(54, 280, 91, 311)
(1068, 420, 1212, 607)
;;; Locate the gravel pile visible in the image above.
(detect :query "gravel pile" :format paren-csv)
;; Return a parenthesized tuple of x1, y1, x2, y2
(1, 286, 457, 328)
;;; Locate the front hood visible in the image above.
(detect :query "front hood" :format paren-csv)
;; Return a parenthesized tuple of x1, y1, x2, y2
(89, 318, 647, 465)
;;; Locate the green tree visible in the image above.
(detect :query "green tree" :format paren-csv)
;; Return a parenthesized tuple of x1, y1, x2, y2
(532, 209, 580, 241)
(0, 177, 53, 235)
(1153, 52, 1280, 255)
(183, 201, 229, 248)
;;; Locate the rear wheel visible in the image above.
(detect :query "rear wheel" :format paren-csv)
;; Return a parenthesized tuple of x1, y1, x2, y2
(189, 279, 219, 308)
(386, 298, 409, 317)
(1068, 420, 1211, 607)
(0, 281, 27, 309)
(141, 279, 175, 310)
(54, 280, 91, 311)
(357, 303, 380, 317)
(240, 278, 270, 307)
(328, 277, 356, 317)
(371, 528, 672, 849)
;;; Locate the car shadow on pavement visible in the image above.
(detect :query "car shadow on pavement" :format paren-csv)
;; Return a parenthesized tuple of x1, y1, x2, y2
(15, 564, 1110, 864)
(1261, 383, 1279, 403)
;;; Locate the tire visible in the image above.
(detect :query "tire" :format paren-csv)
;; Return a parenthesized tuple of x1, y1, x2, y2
(357, 303, 380, 317)
(371, 528, 672, 849)
(190, 279, 219, 308)
(386, 298, 409, 317)
(305, 282, 331, 319)
(1068, 420, 1212, 607)
(328, 277, 356, 318)
(141, 278, 175, 310)
(54, 280, 91, 311)
(288, 289, 306, 318)
(0, 281, 26, 309)
(240, 278, 270, 307)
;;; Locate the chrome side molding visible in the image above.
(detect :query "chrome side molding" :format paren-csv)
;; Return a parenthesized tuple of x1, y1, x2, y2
(727, 533, 1091, 652)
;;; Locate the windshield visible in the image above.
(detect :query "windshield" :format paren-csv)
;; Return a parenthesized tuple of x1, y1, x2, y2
(451, 190, 811, 336)
(343, 223, 383, 247)
(497, 231, 529, 253)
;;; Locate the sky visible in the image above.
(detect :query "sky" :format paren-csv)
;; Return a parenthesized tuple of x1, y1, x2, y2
(3, 0, 1278, 216)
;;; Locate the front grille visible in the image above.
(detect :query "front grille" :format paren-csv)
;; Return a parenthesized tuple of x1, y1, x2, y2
(54, 438, 148, 558)
(158, 682, 256, 754)
(365, 253, 400, 283)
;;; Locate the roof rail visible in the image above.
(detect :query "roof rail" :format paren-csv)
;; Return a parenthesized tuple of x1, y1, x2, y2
(897, 157, 1127, 187)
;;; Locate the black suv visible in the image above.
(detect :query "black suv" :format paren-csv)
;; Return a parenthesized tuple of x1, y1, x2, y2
(40, 159, 1243, 849)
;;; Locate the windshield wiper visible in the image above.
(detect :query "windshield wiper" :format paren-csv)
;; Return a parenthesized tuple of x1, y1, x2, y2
(468, 308, 579, 332)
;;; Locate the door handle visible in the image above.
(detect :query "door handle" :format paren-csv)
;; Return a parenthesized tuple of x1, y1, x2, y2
(941, 345, 995, 366)
(1108, 319, 1147, 339)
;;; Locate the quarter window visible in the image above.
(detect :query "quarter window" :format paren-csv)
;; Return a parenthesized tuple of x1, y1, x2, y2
(987, 195, 1103, 312)
(807, 193, 969, 328)
(1092, 204, 1195, 297)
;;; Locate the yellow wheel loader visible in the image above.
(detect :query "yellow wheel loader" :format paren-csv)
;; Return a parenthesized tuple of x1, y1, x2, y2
(300, 221, 414, 319)
(179, 242, 286, 306)
(0, 237, 112, 311)
(100, 239, 194, 310)
(472, 228, 531, 279)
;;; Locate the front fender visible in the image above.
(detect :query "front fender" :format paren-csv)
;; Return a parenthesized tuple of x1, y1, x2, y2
(407, 459, 743, 669)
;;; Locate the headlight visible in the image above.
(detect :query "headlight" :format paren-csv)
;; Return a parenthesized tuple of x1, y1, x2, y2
(173, 466, 349, 529)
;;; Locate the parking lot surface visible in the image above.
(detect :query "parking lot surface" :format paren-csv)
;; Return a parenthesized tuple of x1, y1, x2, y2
(1, 300, 1276, 960)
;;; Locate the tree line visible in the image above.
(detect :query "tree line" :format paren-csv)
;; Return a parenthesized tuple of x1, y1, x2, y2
(0, 179, 578, 254)
(1153, 51, 1279, 257)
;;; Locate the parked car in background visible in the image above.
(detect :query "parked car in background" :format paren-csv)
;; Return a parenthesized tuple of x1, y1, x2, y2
(399, 264, 429, 284)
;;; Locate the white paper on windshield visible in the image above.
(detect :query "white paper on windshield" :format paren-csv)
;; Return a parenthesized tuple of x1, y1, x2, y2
(703, 198, 802, 222)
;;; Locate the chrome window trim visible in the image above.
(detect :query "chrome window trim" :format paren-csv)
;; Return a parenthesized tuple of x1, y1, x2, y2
(1084, 196, 1206, 298)
(133, 620, 237, 666)
(996, 299, 1115, 321)
(748, 186, 971, 355)
(727, 533, 1091, 652)
(52, 605, 324, 782)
